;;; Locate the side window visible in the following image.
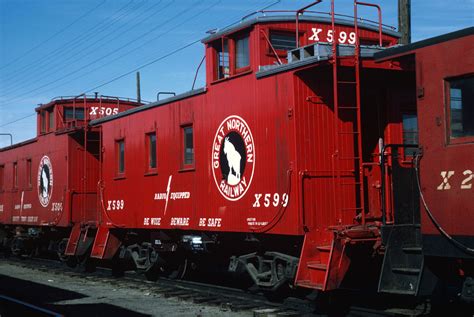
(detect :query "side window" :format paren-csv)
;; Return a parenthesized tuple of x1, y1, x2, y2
(13, 162, 18, 189)
(146, 132, 157, 171)
(40, 111, 46, 133)
(27, 159, 32, 188)
(116, 139, 125, 175)
(447, 75, 474, 141)
(64, 107, 85, 121)
(0, 165, 4, 191)
(183, 126, 194, 167)
(270, 31, 296, 52)
(235, 33, 250, 70)
(48, 109, 55, 131)
(216, 38, 229, 79)
(402, 114, 418, 156)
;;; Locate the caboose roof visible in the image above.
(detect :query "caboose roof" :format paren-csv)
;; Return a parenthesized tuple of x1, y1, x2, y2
(374, 26, 474, 61)
(201, 15, 399, 43)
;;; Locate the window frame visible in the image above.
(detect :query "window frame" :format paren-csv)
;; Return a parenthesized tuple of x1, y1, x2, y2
(445, 73, 474, 145)
(267, 29, 297, 57)
(145, 131, 158, 175)
(401, 113, 419, 158)
(115, 138, 126, 179)
(48, 108, 55, 131)
(0, 165, 4, 192)
(40, 111, 46, 134)
(13, 161, 18, 190)
(26, 158, 32, 189)
(234, 32, 251, 73)
(181, 124, 195, 171)
(212, 29, 252, 82)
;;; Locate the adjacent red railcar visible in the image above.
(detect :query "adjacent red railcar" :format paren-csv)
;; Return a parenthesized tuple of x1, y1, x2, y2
(0, 95, 141, 256)
(374, 28, 474, 301)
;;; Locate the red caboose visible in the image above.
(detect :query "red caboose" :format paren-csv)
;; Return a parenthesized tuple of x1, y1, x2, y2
(0, 95, 141, 258)
(87, 5, 414, 290)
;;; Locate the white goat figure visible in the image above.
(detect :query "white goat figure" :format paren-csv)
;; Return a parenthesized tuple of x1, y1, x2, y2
(223, 137, 241, 185)
(41, 166, 49, 198)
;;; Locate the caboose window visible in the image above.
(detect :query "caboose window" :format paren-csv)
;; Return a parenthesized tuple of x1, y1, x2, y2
(64, 107, 85, 120)
(13, 162, 18, 189)
(116, 139, 125, 175)
(448, 75, 474, 139)
(147, 132, 157, 170)
(40, 111, 46, 133)
(216, 38, 229, 79)
(402, 114, 418, 156)
(48, 109, 54, 131)
(270, 31, 296, 51)
(183, 126, 194, 166)
(27, 159, 32, 188)
(235, 33, 250, 69)
(0, 165, 4, 191)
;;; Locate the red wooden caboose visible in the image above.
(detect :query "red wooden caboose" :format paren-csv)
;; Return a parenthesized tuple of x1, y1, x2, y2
(0, 95, 141, 258)
(87, 3, 416, 291)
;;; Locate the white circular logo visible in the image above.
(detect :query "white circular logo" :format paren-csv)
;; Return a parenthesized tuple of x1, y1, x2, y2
(37, 156, 53, 207)
(212, 115, 255, 201)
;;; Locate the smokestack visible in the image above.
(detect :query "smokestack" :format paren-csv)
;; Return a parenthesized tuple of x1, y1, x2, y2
(398, 0, 411, 44)
(136, 72, 141, 103)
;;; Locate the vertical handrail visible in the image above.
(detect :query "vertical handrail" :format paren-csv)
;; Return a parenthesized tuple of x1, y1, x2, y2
(355, 1, 383, 46)
(295, 0, 322, 48)
(330, 0, 341, 224)
(83, 95, 87, 223)
(353, 0, 366, 225)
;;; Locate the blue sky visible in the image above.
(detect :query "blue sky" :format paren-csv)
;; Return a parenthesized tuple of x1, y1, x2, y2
(0, 0, 473, 147)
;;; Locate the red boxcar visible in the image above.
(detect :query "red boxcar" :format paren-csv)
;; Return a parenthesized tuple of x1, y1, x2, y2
(0, 95, 141, 257)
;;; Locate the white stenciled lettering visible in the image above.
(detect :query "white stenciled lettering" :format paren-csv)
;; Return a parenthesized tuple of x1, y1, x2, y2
(461, 170, 473, 190)
(253, 192, 289, 208)
(253, 194, 262, 207)
(107, 199, 125, 210)
(437, 171, 455, 190)
(308, 28, 323, 41)
(170, 217, 190, 226)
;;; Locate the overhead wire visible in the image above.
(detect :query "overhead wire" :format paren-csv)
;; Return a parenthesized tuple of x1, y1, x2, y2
(0, 0, 208, 106)
(0, 0, 281, 128)
(0, 0, 137, 92)
(0, 0, 107, 71)
(1, 0, 158, 97)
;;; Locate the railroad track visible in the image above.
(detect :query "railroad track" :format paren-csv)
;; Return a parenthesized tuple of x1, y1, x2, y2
(0, 255, 432, 316)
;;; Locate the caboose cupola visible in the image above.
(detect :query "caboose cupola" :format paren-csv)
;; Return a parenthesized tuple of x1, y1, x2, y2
(202, 12, 399, 86)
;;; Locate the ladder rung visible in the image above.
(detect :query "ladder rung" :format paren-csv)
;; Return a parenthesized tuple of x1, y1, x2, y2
(341, 207, 363, 211)
(339, 157, 361, 160)
(341, 182, 362, 186)
(338, 81, 356, 84)
(339, 107, 359, 110)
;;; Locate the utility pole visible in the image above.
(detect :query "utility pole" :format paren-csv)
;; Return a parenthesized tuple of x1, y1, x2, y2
(136, 71, 141, 103)
(398, 0, 411, 44)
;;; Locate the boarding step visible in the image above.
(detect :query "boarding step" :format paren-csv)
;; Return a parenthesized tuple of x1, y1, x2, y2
(287, 42, 385, 63)
(307, 261, 328, 271)
(378, 224, 424, 296)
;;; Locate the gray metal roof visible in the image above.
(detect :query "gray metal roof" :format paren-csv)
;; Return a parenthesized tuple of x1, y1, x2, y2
(90, 88, 206, 126)
(201, 15, 399, 43)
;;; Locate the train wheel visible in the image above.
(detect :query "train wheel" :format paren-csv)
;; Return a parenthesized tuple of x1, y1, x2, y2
(167, 258, 188, 279)
(144, 263, 160, 282)
(57, 238, 69, 262)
